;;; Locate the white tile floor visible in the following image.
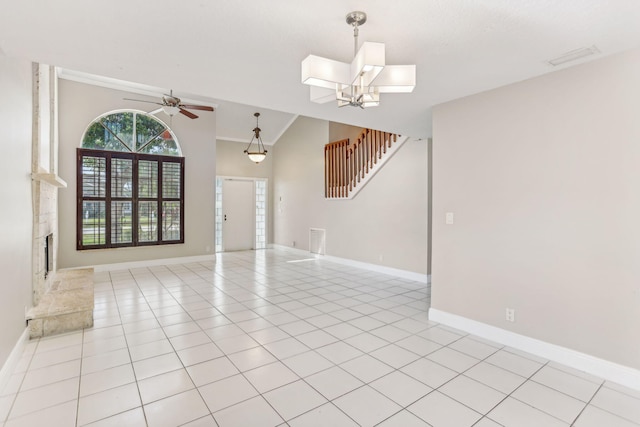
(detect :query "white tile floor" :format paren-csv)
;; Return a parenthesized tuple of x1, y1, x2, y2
(2, 248, 639, 426)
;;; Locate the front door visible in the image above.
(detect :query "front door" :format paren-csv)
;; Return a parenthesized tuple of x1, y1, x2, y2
(221, 179, 254, 251)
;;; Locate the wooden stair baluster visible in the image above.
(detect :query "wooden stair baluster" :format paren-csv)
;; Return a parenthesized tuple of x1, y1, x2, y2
(324, 130, 399, 198)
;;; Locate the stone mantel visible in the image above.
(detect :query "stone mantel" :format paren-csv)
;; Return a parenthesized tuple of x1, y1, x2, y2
(31, 172, 67, 188)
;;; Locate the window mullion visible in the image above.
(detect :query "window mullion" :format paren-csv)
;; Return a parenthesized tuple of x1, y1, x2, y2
(132, 156, 139, 245)
(105, 153, 112, 248)
(158, 158, 163, 243)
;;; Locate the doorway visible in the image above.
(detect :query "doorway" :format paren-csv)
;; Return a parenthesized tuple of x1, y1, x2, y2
(215, 177, 267, 252)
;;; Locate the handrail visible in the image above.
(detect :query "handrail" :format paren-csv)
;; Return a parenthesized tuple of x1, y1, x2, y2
(325, 129, 399, 198)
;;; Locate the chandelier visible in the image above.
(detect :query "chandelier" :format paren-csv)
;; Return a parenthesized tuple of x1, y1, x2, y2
(244, 112, 268, 163)
(301, 11, 416, 108)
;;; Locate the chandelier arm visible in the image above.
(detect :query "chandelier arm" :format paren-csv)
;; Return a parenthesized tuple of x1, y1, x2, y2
(244, 137, 256, 153)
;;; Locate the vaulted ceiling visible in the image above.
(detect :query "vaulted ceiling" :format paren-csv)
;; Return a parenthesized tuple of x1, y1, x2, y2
(2, 1, 640, 140)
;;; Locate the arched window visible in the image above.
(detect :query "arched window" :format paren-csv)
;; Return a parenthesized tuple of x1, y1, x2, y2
(77, 110, 184, 250)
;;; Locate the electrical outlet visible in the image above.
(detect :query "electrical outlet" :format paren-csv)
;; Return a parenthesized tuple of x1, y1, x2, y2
(445, 212, 454, 225)
(505, 308, 515, 322)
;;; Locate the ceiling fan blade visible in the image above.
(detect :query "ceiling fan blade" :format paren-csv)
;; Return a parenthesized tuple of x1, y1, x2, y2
(179, 108, 198, 119)
(180, 104, 214, 112)
(123, 98, 163, 106)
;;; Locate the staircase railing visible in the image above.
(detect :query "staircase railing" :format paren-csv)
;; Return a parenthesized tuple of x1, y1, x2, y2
(325, 129, 398, 198)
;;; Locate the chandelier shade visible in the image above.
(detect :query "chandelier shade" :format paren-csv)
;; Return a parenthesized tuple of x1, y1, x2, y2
(247, 152, 267, 163)
(301, 11, 415, 108)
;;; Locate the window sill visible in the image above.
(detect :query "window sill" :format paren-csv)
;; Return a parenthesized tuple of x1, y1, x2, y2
(32, 172, 67, 188)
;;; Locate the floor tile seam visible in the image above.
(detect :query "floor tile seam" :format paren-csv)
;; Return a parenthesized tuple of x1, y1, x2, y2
(569, 382, 604, 427)
(78, 369, 139, 399)
(527, 375, 603, 404)
(374, 406, 430, 427)
(495, 361, 586, 425)
(295, 400, 360, 427)
(260, 380, 328, 423)
(129, 270, 228, 358)
(464, 335, 505, 352)
(583, 389, 640, 426)
(506, 393, 584, 425)
(288, 373, 366, 421)
(76, 398, 145, 425)
(403, 388, 486, 425)
(75, 330, 87, 426)
(138, 379, 199, 406)
(482, 357, 542, 379)
(398, 346, 500, 414)
(218, 361, 297, 421)
(364, 344, 431, 372)
(392, 336, 448, 358)
(30, 339, 84, 358)
(13, 332, 86, 423)
(80, 357, 133, 377)
(469, 416, 506, 427)
(600, 382, 640, 401)
(459, 344, 539, 388)
(441, 374, 511, 422)
(368, 371, 435, 409)
(116, 268, 176, 426)
(501, 346, 550, 365)
(20, 353, 85, 378)
(197, 372, 261, 414)
(0, 392, 18, 424)
(6, 394, 78, 423)
(448, 337, 502, 360)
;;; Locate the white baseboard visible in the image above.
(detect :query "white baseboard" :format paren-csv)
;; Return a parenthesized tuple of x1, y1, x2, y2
(92, 254, 216, 272)
(272, 244, 429, 283)
(0, 328, 29, 394)
(429, 308, 640, 391)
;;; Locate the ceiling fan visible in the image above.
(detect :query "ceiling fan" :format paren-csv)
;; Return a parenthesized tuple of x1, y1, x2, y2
(124, 90, 214, 119)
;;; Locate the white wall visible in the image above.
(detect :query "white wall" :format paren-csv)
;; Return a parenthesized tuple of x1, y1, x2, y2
(273, 116, 429, 274)
(0, 57, 33, 366)
(57, 80, 217, 268)
(216, 139, 273, 244)
(432, 48, 640, 369)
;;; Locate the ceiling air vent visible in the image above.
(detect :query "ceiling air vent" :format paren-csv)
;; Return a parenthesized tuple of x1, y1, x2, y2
(548, 46, 600, 67)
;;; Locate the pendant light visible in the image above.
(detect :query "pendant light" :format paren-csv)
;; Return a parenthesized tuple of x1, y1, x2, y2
(244, 112, 268, 163)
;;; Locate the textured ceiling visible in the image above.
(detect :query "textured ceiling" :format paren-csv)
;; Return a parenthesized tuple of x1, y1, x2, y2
(2, 0, 640, 139)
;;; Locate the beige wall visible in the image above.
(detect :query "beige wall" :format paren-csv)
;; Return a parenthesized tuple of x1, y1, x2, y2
(58, 80, 217, 268)
(216, 139, 274, 244)
(432, 49, 640, 369)
(273, 116, 429, 274)
(0, 57, 33, 366)
(329, 122, 363, 145)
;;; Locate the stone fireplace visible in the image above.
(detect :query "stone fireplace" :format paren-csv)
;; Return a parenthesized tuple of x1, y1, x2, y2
(31, 179, 62, 304)
(27, 63, 94, 338)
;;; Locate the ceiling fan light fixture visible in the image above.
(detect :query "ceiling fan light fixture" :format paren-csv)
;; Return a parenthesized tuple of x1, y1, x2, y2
(244, 112, 268, 164)
(301, 11, 416, 109)
(161, 105, 181, 116)
(124, 89, 214, 120)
